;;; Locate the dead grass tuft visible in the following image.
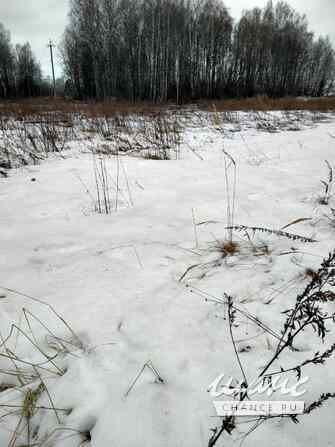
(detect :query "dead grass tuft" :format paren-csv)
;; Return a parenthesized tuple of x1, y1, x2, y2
(217, 240, 240, 257)
(305, 268, 320, 281)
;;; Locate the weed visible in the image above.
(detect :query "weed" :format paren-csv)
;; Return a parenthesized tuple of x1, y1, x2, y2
(0, 286, 90, 446)
(207, 250, 335, 446)
(138, 112, 182, 160)
(319, 160, 333, 205)
(215, 240, 240, 257)
(125, 360, 165, 397)
(324, 207, 335, 227)
(90, 151, 134, 214)
(227, 224, 316, 243)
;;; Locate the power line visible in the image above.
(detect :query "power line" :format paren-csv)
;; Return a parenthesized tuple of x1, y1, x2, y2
(47, 40, 56, 97)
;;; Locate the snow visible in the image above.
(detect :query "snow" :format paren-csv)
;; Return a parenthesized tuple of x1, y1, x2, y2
(0, 110, 335, 446)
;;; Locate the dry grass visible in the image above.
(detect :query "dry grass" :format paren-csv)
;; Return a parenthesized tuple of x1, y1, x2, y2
(200, 95, 335, 112)
(0, 286, 87, 446)
(1, 95, 335, 119)
(319, 160, 333, 205)
(218, 240, 240, 257)
(0, 97, 169, 119)
(304, 268, 320, 281)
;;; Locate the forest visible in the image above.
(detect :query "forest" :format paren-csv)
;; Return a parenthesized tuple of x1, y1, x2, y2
(1, 0, 335, 102)
(0, 23, 49, 98)
(60, 0, 335, 101)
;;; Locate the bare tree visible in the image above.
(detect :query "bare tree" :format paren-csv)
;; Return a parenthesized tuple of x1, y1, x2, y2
(60, 0, 335, 102)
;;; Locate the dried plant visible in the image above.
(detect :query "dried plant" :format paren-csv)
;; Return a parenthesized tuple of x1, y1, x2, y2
(227, 224, 316, 243)
(319, 160, 333, 205)
(324, 207, 335, 227)
(254, 111, 280, 133)
(139, 112, 182, 160)
(92, 151, 133, 214)
(93, 153, 113, 214)
(207, 250, 335, 446)
(0, 287, 85, 447)
(222, 149, 237, 244)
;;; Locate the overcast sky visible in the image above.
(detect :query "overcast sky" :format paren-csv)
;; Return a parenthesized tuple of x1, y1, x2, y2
(0, 0, 334, 79)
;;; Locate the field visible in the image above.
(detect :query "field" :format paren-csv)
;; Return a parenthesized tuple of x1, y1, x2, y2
(0, 102, 334, 446)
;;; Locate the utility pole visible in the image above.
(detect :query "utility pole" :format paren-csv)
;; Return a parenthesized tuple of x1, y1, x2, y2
(48, 40, 56, 97)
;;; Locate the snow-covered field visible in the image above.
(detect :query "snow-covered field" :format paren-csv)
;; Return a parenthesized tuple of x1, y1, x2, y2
(0, 110, 334, 446)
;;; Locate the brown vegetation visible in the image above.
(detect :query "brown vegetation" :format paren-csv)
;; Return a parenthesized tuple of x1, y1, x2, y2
(1, 95, 335, 119)
(201, 95, 335, 112)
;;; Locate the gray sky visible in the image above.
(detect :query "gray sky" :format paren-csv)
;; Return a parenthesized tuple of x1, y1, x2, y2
(0, 0, 334, 79)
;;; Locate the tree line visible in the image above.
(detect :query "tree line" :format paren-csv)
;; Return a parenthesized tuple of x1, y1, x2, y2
(0, 0, 334, 101)
(0, 23, 52, 98)
(61, 0, 335, 102)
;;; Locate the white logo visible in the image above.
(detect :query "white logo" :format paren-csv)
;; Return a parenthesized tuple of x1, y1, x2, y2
(208, 373, 308, 416)
(208, 373, 308, 398)
(213, 401, 305, 416)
